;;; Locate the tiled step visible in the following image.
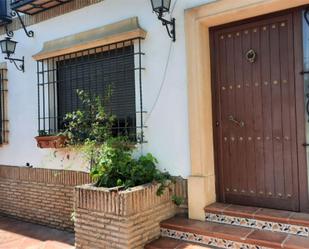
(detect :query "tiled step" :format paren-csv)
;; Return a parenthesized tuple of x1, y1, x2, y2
(205, 203, 309, 237)
(160, 216, 309, 249)
(145, 237, 218, 249)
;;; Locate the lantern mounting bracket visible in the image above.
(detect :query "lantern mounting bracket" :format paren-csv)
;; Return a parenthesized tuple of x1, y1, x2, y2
(0, 36, 25, 72)
(157, 13, 176, 42)
(4, 25, 14, 38)
(11, 11, 34, 38)
(150, 0, 176, 42)
(5, 55, 24, 72)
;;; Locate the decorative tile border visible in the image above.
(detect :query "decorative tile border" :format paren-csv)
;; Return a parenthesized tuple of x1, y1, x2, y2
(160, 228, 271, 249)
(205, 213, 309, 237)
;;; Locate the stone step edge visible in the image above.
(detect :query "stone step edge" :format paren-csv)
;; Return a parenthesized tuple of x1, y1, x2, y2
(160, 226, 273, 249)
(205, 212, 309, 237)
(145, 237, 215, 249)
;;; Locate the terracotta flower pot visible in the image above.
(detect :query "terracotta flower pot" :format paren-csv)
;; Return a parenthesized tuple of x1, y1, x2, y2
(35, 135, 68, 149)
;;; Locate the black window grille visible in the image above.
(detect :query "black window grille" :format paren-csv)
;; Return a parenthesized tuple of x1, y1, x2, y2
(0, 68, 8, 144)
(37, 38, 145, 142)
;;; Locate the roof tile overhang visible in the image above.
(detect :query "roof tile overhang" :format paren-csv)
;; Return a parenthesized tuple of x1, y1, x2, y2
(33, 17, 146, 61)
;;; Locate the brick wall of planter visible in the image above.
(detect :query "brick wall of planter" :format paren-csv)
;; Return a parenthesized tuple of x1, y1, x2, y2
(0, 165, 91, 231)
(74, 180, 187, 249)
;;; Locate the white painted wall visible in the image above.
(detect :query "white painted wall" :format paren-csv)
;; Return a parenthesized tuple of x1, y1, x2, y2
(0, 0, 213, 177)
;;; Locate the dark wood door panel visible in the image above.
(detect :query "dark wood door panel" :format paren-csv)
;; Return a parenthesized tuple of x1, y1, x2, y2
(212, 13, 300, 211)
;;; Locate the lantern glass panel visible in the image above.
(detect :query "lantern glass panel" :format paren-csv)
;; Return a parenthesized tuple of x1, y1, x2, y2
(0, 38, 17, 56)
(151, 0, 171, 13)
(7, 40, 17, 54)
(0, 40, 7, 54)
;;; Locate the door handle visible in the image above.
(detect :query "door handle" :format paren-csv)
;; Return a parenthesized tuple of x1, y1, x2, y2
(229, 115, 245, 128)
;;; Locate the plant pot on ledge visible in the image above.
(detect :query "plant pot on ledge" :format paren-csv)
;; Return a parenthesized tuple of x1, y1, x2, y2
(35, 135, 68, 149)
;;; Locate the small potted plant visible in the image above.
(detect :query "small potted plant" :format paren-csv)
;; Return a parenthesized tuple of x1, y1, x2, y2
(35, 130, 68, 149)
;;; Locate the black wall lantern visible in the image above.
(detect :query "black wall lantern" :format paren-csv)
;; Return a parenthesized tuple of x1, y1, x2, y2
(150, 0, 176, 42)
(0, 37, 24, 72)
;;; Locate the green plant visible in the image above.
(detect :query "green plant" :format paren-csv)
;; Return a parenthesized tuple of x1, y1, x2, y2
(63, 89, 115, 145)
(63, 90, 175, 197)
(88, 137, 173, 196)
(172, 195, 185, 206)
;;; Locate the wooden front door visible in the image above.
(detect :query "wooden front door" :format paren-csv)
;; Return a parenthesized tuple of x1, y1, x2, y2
(211, 12, 301, 211)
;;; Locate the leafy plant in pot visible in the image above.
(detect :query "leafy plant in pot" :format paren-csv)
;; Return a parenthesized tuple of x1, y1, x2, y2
(87, 138, 174, 196)
(62, 89, 183, 202)
(35, 130, 68, 149)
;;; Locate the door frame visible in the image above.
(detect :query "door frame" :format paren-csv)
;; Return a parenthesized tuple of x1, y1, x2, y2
(185, 0, 309, 220)
(209, 8, 305, 212)
(294, 8, 309, 213)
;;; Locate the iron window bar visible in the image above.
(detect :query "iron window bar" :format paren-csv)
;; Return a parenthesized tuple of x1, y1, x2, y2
(37, 38, 146, 143)
(0, 69, 8, 145)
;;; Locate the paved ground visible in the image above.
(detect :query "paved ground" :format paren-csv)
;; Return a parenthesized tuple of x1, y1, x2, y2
(0, 215, 74, 249)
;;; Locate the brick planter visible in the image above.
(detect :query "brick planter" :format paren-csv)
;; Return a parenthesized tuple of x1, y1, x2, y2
(74, 183, 180, 249)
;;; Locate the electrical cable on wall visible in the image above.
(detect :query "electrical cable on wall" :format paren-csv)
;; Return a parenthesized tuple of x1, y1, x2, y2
(144, 0, 179, 125)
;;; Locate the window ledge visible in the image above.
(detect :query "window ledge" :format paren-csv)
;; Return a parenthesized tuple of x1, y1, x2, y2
(33, 17, 147, 61)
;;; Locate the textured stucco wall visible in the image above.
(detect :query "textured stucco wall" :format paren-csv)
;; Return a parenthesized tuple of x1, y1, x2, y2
(0, 0, 213, 177)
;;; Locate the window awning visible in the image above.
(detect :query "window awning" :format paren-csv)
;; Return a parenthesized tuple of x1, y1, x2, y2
(11, 0, 73, 15)
(33, 17, 147, 61)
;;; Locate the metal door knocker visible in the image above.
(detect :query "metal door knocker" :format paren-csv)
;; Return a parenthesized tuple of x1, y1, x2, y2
(246, 49, 257, 63)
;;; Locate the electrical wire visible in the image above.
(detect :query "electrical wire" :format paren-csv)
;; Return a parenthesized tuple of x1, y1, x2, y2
(171, 0, 179, 12)
(144, 0, 179, 125)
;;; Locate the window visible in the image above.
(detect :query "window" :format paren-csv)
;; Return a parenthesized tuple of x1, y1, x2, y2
(37, 38, 145, 142)
(0, 68, 8, 145)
